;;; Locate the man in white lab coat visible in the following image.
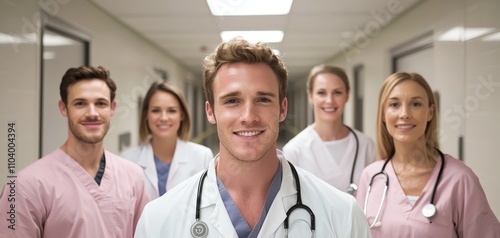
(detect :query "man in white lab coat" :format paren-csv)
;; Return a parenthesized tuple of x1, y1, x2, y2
(134, 38, 371, 238)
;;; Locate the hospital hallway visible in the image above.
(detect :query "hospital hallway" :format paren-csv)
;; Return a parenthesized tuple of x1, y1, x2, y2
(1, 0, 500, 220)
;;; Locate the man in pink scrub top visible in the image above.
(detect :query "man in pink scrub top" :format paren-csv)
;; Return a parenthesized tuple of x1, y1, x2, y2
(0, 66, 150, 238)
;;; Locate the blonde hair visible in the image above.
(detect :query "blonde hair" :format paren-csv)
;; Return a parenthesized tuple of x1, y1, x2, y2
(376, 72, 439, 161)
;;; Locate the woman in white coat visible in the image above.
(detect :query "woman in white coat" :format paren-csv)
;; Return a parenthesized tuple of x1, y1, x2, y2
(121, 82, 213, 200)
(282, 65, 375, 195)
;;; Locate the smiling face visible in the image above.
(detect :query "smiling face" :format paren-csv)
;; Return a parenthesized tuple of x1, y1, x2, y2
(147, 91, 183, 141)
(308, 72, 349, 123)
(383, 80, 434, 145)
(205, 62, 287, 163)
(59, 79, 116, 145)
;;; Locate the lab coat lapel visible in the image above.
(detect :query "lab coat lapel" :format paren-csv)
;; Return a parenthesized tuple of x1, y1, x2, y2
(258, 160, 294, 238)
(167, 139, 187, 190)
(137, 144, 159, 198)
(204, 158, 239, 237)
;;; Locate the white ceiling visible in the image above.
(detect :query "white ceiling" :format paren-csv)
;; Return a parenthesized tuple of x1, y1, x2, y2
(91, 0, 422, 81)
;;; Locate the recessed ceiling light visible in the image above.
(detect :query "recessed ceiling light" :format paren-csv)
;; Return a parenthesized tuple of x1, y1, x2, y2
(221, 30, 284, 43)
(438, 27, 495, 41)
(207, 0, 293, 16)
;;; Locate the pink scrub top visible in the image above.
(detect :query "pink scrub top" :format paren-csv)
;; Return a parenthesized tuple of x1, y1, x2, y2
(0, 149, 150, 238)
(356, 154, 500, 238)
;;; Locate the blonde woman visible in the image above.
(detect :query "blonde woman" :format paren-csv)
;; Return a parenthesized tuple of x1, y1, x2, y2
(122, 82, 213, 199)
(356, 72, 500, 237)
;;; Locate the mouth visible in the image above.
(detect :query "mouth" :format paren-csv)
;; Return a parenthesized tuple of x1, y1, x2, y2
(156, 124, 172, 130)
(82, 121, 103, 128)
(395, 124, 415, 129)
(234, 131, 264, 137)
(322, 107, 337, 112)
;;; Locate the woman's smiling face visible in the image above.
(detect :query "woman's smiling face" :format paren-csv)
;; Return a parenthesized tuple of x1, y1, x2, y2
(383, 80, 434, 144)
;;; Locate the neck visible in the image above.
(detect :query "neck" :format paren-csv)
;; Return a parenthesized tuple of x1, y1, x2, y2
(313, 120, 349, 141)
(216, 150, 279, 195)
(151, 136, 176, 163)
(392, 139, 434, 168)
(60, 140, 103, 177)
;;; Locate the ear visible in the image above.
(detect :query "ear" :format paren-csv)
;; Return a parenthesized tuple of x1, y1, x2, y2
(279, 97, 288, 122)
(58, 100, 68, 117)
(205, 101, 216, 124)
(428, 104, 435, 122)
(110, 100, 116, 116)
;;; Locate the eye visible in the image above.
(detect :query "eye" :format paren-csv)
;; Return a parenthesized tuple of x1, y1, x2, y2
(167, 108, 178, 113)
(151, 108, 161, 113)
(334, 90, 343, 95)
(96, 101, 108, 107)
(412, 102, 422, 107)
(74, 101, 85, 106)
(388, 102, 399, 108)
(258, 97, 271, 103)
(316, 91, 326, 95)
(224, 98, 239, 104)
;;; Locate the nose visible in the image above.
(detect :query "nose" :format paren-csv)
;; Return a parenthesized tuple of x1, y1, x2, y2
(399, 105, 410, 119)
(241, 102, 259, 124)
(86, 104, 99, 118)
(326, 94, 333, 103)
(160, 111, 169, 121)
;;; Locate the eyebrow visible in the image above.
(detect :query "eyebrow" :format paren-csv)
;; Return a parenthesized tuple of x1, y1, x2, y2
(218, 91, 277, 100)
(388, 96, 425, 100)
(71, 97, 109, 103)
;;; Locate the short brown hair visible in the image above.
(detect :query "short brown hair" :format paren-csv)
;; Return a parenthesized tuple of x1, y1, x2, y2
(59, 66, 117, 105)
(202, 38, 288, 108)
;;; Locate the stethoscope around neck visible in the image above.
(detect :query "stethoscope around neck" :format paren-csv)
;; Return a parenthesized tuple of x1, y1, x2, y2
(190, 161, 316, 238)
(363, 148, 445, 228)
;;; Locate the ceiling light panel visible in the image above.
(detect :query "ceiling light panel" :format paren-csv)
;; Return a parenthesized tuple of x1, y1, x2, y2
(207, 0, 293, 16)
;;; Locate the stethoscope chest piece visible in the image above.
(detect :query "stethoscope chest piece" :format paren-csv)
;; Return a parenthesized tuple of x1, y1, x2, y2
(422, 203, 436, 218)
(346, 183, 358, 195)
(191, 220, 209, 238)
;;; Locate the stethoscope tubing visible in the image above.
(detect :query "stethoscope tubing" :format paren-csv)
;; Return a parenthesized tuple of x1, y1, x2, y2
(345, 126, 360, 195)
(346, 126, 360, 185)
(363, 170, 389, 228)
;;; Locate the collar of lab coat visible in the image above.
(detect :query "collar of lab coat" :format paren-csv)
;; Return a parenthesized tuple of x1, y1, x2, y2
(201, 151, 296, 237)
(136, 139, 192, 196)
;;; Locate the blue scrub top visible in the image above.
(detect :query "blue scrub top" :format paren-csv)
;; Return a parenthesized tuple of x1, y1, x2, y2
(217, 162, 282, 238)
(154, 155, 172, 196)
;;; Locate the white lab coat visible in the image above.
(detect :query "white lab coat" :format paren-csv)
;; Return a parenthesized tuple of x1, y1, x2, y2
(282, 125, 375, 192)
(121, 139, 213, 200)
(134, 151, 371, 238)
